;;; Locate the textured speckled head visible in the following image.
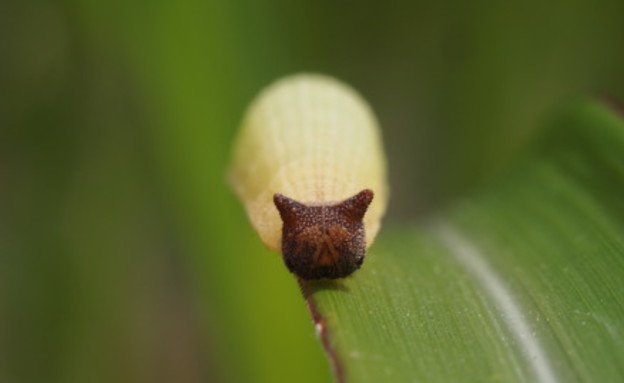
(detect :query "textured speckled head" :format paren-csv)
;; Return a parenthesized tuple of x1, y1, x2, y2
(274, 189, 374, 279)
(229, 74, 388, 279)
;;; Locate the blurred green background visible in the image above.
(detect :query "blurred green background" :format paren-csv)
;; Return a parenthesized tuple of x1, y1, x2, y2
(2, 1, 624, 382)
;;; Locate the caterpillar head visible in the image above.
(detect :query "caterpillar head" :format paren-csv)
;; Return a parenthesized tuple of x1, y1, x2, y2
(273, 189, 374, 280)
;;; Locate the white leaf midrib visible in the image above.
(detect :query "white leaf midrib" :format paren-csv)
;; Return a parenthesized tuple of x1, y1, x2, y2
(432, 220, 560, 383)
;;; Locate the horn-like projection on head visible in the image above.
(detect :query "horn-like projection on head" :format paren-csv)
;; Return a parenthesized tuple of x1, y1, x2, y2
(273, 189, 374, 279)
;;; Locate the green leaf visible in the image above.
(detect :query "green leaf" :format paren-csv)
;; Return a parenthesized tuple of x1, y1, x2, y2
(304, 100, 624, 382)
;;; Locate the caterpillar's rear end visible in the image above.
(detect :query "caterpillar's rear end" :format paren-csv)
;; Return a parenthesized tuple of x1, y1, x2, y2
(229, 74, 388, 279)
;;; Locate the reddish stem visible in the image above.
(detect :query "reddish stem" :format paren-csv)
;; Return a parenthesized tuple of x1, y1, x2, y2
(298, 279, 345, 383)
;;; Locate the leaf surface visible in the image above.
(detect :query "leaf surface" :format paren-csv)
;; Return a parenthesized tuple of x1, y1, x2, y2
(305, 101, 624, 383)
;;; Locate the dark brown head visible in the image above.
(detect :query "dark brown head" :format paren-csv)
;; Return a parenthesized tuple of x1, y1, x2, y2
(273, 189, 374, 280)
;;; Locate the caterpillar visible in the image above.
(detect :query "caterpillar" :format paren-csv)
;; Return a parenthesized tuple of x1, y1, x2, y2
(229, 74, 388, 280)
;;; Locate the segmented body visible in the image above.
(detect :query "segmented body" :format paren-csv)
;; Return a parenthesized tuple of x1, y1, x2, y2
(229, 74, 388, 278)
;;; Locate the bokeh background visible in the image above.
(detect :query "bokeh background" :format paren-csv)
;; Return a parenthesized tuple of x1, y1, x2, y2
(2, 1, 624, 382)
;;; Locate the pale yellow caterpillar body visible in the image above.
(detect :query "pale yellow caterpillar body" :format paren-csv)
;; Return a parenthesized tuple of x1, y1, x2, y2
(229, 74, 388, 279)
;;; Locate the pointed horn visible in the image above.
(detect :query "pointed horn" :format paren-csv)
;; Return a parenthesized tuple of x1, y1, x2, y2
(338, 189, 374, 221)
(273, 193, 306, 225)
